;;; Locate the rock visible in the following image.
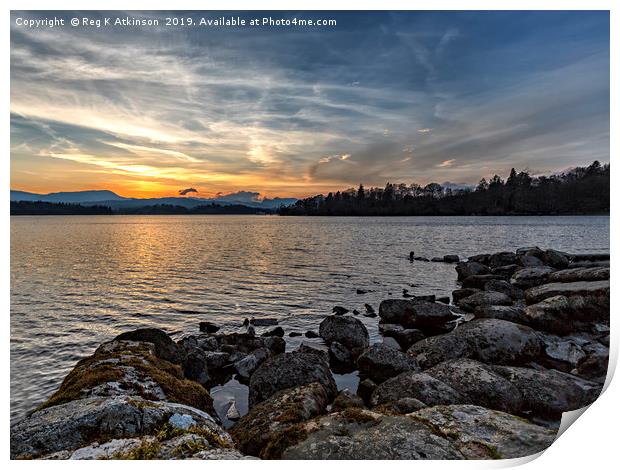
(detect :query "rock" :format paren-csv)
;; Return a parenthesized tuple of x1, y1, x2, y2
(371, 372, 466, 407)
(332, 306, 348, 315)
(10, 395, 230, 459)
(392, 329, 426, 349)
(461, 274, 506, 289)
(452, 288, 480, 303)
(491, 264, 520, 276)
(296, 342, 329, 362)
(443, 255, 460, 263)
(516, 246, 544, 257)
(409, 405, 555, 459)
(40, 340, 216, 416)
(543, 249, 569, 269)
(250, 318, 279, 326)
(382, 336, 402, 350)
(568, 260, 609, 268)
(392, 397, 427, 413)
(364, 303, 375, 314)
(357, 344, 418, 383)
(455, 261, 489, 281)
(178, 334, 219, 352)
(332, 389, 365, 411)
(247, 325, 256, 336)
(569, 253, 609, 262)
(491, 365, 602, 418)
(488, 252, 518, 268)
(352, 309, 360, 315)
(510, 266, 555, 288)
(280, 409, 464, 460)
(219, 332, 285, 355)
(408, 319, 542, 369)
(328, 341, 355, 372)
(378, 299, 457, 331)
(379, 323, 403, 335)
(519, 255, 545, 267)
(203, 351, 230, 370)
(425, 359, 523, 414)
(414, 256, 430, 262)
(199, 322, 220, 334)
(114, 328, 183, 364)
(356, 378, 377, 405)
(230, 382, 331, 457)
(538, 333, 587, 372)
(436, 296, 450, 304)
(431, 257, 444, 262)
(457, 291, 513, 312)
(402, 289, 413, 298)
(474, 305, 529, 325)
(413, 294, 436, 302)
(225, 401, 241, 421)
(182, 348, 211, 386)
(524, 280, 610, 305)
(547, 266, 609, 283)
(289, 332, 302, 337)
(305, 330, 319, 338)
(234, 347, 271, 381)
(483, 279, 524, 300)
(575, 346, 609, 381)
(319, 315, 369, 352)
(363, 312, 377, 318)
(467, 253, 491, 264)
(261, 326, 284, 337)
(248, 351, 337, 408)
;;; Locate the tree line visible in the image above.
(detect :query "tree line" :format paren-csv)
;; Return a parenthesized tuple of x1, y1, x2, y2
(278, 161, 609, 216)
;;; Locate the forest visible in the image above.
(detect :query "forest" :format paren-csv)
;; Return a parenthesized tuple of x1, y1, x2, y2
(10, 201, 113, 215)
(278, 161, 609, 216)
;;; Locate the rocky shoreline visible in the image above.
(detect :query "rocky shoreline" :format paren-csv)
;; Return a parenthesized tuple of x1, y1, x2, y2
(11, 247, 609, 460)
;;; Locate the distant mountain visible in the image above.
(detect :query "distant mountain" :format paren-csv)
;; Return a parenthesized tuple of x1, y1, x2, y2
(10, 190, 126, 203)
(10, 189, 297, 210)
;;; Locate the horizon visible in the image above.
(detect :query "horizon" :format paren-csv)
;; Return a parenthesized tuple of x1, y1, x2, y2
(11, 11, 610, 199)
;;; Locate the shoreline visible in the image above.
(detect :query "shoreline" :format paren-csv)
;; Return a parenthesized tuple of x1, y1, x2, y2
(10, 247, 609, 460)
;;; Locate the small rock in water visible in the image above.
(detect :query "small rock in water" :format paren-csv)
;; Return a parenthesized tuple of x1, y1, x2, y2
(352, 309, 361, 315)
(247, 325, 256, 336)
(356, 289, 369, 295)
(332, 306, 349, 315)
(436, 296, 450, 304)
(364, 304, 375, 314)
(305, 330, 319, 338)
(199, 321, 220, 334)
(262, 326, 284, 337)
(242, 318, 250, 327)
(289, 332, 303, 337)
(226, 401, 241, 421)
(409, 251, 415, 261)
(443, 255, 460, 263)
(414, 257, 430, 262)
(403, 289, 413, 298)
(363, 311, 377, 318)
(431, 257, 444, 262)
(250, 318, 279, 327)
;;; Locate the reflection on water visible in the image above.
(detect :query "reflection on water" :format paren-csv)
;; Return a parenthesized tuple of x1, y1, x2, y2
(10, 215, 609, 423)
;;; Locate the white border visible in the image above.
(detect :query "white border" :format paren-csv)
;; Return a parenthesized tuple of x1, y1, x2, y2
(2, 1, 616, 468)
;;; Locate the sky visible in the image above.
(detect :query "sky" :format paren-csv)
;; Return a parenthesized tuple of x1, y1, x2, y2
(10, 11, 610, 199)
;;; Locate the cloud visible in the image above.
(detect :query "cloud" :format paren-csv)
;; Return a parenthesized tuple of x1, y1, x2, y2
(437, 159, 456, 168)
(417, 128, 433, 133)
(179, 187, 198, 195)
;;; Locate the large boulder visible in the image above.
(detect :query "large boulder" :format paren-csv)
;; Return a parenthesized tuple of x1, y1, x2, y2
(425, 359, 523, 414)
(488, 252, 518, 268)
(356, 344, 418, 383)
(491, 365, 602, 418)
(523, 295, 608, 334)
(371, 371, 466, 407)
(230, 382, 330, 457)
(318, 315, 369, 353)
(38, 339, 216, 416)
(409, 405, 556, 459)
(378, 299, 457, 331)
(457, 291, 513, 312)
(524, 280, 610, 304)
(455, 261, 489, 281)
(114, 328, 184, 364)
(548, 266, 609, 283)
(510, 266, 554, 289)
(473, 305, 529, 325)
(408, 319, 542, 369)
(10, 396, 231, 459)
(279, 409, 464, 460)
(248, 352, 337, 408)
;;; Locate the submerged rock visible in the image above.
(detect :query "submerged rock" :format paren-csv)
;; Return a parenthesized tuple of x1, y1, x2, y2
(248, 351, 337, 408)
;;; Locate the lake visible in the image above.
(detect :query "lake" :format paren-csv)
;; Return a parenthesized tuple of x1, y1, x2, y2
(10, 215, 610, 424)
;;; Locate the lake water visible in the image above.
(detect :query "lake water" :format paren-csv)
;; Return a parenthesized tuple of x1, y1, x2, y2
(10, 215, 610, 424)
